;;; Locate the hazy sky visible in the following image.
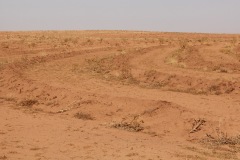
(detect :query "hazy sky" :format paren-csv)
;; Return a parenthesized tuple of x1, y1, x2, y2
(0, 0, 240, 33)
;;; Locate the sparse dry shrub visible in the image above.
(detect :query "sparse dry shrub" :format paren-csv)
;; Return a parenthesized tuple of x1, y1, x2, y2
(179, 39, 189, 50)
(74, 112, 94, 120)
(144, 69, 158, 77)
(62, 37, 78, 45)
(119, 68, 133, 80)
(202, 129, 240, 146)
(111, 115, 144, 132)
(198, 37, 209, 45)
(183, 145, 238, 160)
(220, 48, 232, 55)
(86, 57, 111, 74)
(86, 53, 138, 84)
(19, 99, 38, 107)
(158, 38, 165, 44)
(208, 85, 220, 92)
(165, 49, 187, 68)
(86, 39, 93, 45)
(230, 37, 238, 46)
(111, 121, 143, 132)
(208, 81, 235, 95)
(141, 70, 166, 89)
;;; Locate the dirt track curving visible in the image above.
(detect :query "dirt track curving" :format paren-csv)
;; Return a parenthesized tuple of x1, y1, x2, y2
(0, 31, 240, 159)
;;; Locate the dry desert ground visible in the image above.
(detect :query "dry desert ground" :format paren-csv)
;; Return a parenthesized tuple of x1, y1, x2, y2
(0, 31, 240, 159)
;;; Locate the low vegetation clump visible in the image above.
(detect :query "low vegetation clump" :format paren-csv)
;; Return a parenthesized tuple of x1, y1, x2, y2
(86, 54, 138, 84)
(19, 99, 38, 107)
(111, 121, 144, 132)
(202, 129, 240, 146)
(111, 116, 144, 132)
(74, 112, 94, 120)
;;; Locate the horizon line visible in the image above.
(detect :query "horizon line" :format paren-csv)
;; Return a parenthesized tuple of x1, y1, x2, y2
(0, 29, 239, 35)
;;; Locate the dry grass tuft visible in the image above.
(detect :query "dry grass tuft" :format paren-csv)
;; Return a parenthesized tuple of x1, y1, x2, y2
(202, 129, 240, 146)
(74, 112, 94, 120)
(111, 121, 144, 132)
(111, 115, 144, 132)
(179, 39, 189, 50)
(19, 99, 38, 107)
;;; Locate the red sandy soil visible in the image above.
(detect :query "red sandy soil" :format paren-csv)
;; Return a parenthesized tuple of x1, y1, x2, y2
(0, 31, 240, 159)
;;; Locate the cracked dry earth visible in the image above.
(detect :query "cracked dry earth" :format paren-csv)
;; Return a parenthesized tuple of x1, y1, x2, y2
(0, 31, 240, 160)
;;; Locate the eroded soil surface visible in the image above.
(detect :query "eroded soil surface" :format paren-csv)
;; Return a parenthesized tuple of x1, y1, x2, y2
(0, 31, 240, 159)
